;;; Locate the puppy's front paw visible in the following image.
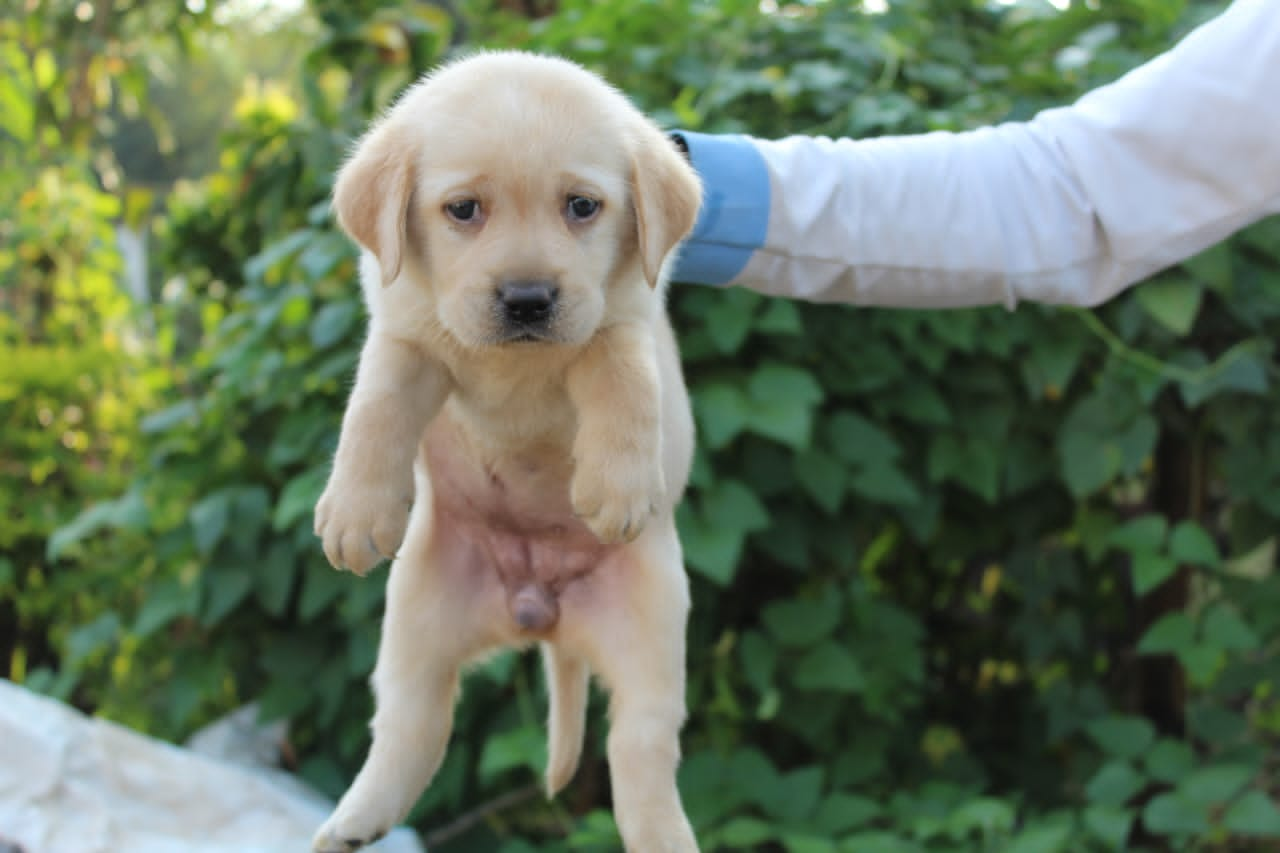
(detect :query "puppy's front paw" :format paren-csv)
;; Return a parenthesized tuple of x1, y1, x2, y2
(572, 455, 666, 545)
(314, 476, 412, 575)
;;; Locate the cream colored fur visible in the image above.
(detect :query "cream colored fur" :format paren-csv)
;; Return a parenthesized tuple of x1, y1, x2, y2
(309, 51, 702, 852)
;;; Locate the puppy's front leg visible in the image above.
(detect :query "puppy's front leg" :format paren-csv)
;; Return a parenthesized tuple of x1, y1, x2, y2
(567, 323, 665, 545)
(315, 332, 450, 574)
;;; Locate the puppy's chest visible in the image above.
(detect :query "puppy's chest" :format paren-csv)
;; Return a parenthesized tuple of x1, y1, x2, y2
(423, 416, 610, 590)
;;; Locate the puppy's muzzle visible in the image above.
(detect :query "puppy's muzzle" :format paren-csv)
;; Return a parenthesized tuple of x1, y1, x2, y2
(497, 280, 559, 341)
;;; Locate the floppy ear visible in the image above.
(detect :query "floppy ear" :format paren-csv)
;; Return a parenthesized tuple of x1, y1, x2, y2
(631, 127, 702, 288)
(332, 121, 415, 286)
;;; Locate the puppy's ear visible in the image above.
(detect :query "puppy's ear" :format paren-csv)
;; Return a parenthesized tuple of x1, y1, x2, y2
(333, 121, 415, 286)
(631, 128, 702, 288)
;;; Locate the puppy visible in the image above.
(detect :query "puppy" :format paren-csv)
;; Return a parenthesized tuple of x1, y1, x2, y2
(309, 52, 702, 852)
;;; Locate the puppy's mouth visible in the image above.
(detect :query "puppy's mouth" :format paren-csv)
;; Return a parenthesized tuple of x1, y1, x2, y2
(499, 329, 557, 345)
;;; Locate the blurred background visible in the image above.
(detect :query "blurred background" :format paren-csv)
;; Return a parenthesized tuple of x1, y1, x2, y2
(4, 0, 1279, 849)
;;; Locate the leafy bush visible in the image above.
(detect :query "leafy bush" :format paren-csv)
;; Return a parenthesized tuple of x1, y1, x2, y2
(37, 0, 1280, 850)
(0, 48, 161, 708)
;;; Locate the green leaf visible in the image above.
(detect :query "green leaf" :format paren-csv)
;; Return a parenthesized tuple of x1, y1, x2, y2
(309, 300, 359, 349)
(762, 594, 842, 648)
(201, 566, 253, 625)
(228, 487, 272, 551)
(1132, 552, 1178, 595)
(1189, 707, 1248, 743)
(715, 817, 776, 847)
(886, 382, 951, 426)
(299, 565, 350, 621)
(273, 467, 328, 532)
(793, 642, 865, 693)
(780, 834, 837, 853)
(1085, 760, 1146, 806)
(946, 797, 1016, 836)
(0, 46, 34, 142)
(812, 793, 880, 835)
(705, 289, 759, 353)
(140, 400, 199, 434)
(46, 505, 113, 561)
(703, 479, 770, 532)
(926, 435, 1000, 502)
(693, 383, 750, 450)
(1087, 716, 1156, 760)
(190, 490, 233, 556)
(1137, 612, 1195, 655)
(679, 481, 767, 586)
(849, 462, 920, 506)
(1083, 804, 1133, 850)
(245, 229, 313, 282)
(1222, 790, 1280, 836)
(1023, 332, 1085, 398)
(745, 364, 824, 448)
(762, 765, 824, 822)
(478, 724, 543, 781)
(1182, 242, 1233, 286)
(749, 364, 824, 408)
(1201, 604, 1260, 651)
(1057, 398, 1157, 498)
(1180, 351, 1269, 407)
(1180, 644, 1223, 687)
(838, 832, 918, 853)
(64, 613, 121, 668)
(255, 542, 297, 617)
(1004, 823, 1073, 853)
(794, 449, 847, 514)
(1136, 277, 1203, 335)
(1144, 739, 1196, 783)
(756, 299, 802, 335)
(257, 678, 312, 723)
(826, 412, 901, 466)
(135, 578, 200, 638)
(1168, 521, 1220, 567)
(1058, 430, 1119, 497)
(299, 232, 352, 280)
(1178, 764, 1254, 808)
(1107, 515, 1167, 554)
(678, 505, 743, 585)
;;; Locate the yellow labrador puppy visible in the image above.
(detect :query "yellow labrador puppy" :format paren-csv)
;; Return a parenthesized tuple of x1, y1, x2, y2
(310, 52, 701, 852)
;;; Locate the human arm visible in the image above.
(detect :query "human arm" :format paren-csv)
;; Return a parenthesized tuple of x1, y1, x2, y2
(671, 0, 1280, 309)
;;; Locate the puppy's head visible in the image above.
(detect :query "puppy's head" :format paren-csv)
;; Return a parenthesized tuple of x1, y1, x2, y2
(333, 51, 701, 349)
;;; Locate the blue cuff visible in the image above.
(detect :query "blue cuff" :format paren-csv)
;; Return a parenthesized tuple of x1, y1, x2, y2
(669, 131, 770, 287)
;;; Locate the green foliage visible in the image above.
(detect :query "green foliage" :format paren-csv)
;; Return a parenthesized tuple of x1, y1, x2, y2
(0, 12, 165, 700)
(16, 0, 1280, 851)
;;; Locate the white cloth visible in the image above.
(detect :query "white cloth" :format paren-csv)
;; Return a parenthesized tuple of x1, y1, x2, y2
(0, 680, 421, 853)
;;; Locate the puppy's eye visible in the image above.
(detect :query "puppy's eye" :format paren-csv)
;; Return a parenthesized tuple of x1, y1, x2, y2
(445, 199, 480, 223)
(565, 195, 600, 222)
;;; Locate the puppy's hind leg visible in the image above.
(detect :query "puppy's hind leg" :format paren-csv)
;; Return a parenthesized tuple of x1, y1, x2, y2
(313, 508, 495, 853)
(566, 526, 698, 852)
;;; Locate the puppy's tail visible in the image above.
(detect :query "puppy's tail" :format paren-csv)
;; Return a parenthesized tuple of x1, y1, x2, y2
(541, 642, 589, 798)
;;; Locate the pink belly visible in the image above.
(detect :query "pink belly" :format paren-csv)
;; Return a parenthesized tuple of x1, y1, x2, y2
(424, 421, 615, 634)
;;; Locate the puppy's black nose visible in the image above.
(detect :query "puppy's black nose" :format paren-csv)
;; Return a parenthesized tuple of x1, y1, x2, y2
(498, 281, 558, 328)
